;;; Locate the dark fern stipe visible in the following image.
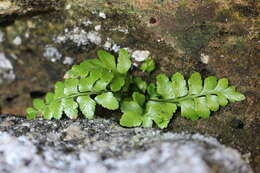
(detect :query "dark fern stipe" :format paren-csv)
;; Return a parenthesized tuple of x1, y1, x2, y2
(26, 49, 245, 129)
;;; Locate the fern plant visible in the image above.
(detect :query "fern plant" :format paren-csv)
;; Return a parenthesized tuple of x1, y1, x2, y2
(26, 49, 245, 129)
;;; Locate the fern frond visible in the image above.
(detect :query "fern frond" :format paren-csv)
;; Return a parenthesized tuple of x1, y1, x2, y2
(26, 49, 245, 129)
(26, 49, 131, 120)
(152, 72, 245, 121)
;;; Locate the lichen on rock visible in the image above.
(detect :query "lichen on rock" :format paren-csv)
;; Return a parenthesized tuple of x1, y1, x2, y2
(0, 52, 15, 84)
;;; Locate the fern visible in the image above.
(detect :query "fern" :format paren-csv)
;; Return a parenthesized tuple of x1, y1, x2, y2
(26, 49, 131, 120)
(26, 49, 245, 129)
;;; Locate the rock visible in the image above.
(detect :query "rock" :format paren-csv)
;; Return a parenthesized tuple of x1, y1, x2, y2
(0, 115, 253, 173)
(132, 50, 150, 62)
(0, 0, 259, 172)
(0, 52, 15, 84)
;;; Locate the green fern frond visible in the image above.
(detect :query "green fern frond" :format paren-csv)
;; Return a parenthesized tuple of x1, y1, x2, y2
(148, 72, 245, 122)
(119, 72, 245, 129)
(26, 49, 131, 120)
(26, 49, 245, 129)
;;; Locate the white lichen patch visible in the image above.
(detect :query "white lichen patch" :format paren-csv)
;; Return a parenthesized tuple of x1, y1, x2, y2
(132, 50, 150, 62)
(82, 20, 93, 26)
(200, 53, 210, 64)
(0, 53, 15, 84)
(0, 30, 4, 43)
(103, 38, 113, 50)
(63, 57, 74, 66)
(54, 28, 102, 47)
(102, 38, 122, 53)
(24, 32, 30, 38)
(99, 12, 106, 19)
(111, 26, 129, 34)
(12, 36, 22, 46)
(43, 45, 62, 62)
(55, 27, 89, 47)
(112, 44, 121, 53)
(87, 31, 102, 45)
(95, 25, 101, 31)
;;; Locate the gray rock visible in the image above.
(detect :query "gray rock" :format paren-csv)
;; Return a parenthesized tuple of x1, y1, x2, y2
(0, 53, 15, 84)
(0, 115, 253, 173)
(43, 45, 62, 62)
(0, 30, 4, 43)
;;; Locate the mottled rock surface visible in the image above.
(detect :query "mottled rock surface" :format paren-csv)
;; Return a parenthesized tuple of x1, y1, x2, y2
(0, 0, 259, 172)
(0, 115, 253, 173)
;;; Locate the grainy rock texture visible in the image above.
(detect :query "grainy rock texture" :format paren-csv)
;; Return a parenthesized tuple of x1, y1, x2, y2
(0, 115, 253, 173)
(0, 0, 259, 172)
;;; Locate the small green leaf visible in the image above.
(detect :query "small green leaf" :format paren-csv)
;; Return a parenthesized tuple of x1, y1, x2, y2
(142, 116, 153, 128)
(66, 64, 89, 78)
(217, 93, 228, 106)
(147, 83, 157, 97)
(215, 78, 228, 91)
(117, 49, 131, 74)
(156, 74, 174, 99)
(132, 92, 145, 106)
(202, 76, 217, 93)
(180, 100, 198, 120)
(33, 99, 45, 112)
(79, 72, 100, 92)
(50, 100, 63, 119)
(43, 107, 53, 120)
(145, 101, 177, 129)
(140, 58, 156, 73)
(223, 86, 245, 102)
(121, 101, 143, 114)
(171, 72, 188, 97)
(77, 96, 96, 119)
(62, 98, 78, 119)
(80, 59, 106, 71)
(64, 78, 79, 95)
(45, 92, 54, 104)
(188, 72, 202, 95)
(93, 70, 113, 91)
(95, 92, 119, 110)
(120, 101, 143, 127)
(120, 112, 143, 127)
(97, 50, 116, 70)
(110, 75, 125, 92)
(194, 97, 210, 118)
(54, 82, 65, 99)
(206, 95, 219, 111)
(94, 79, 109, 91)
(26, 108, 38, 120)
(101, 70, 114, 82)
(134, 77, 147, 93)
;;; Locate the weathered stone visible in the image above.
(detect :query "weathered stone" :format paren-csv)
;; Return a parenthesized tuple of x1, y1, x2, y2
(0, 0, 259, 172)
(0, 115, 253, 173)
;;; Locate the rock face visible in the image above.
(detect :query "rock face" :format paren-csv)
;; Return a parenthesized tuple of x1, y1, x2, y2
(0, 115, 253, 173)
(0, 0, 259, 172)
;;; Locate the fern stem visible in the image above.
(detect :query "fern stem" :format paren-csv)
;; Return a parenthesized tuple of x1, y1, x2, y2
(149, 91, 218, 104)
(56, 91, 106, 100)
